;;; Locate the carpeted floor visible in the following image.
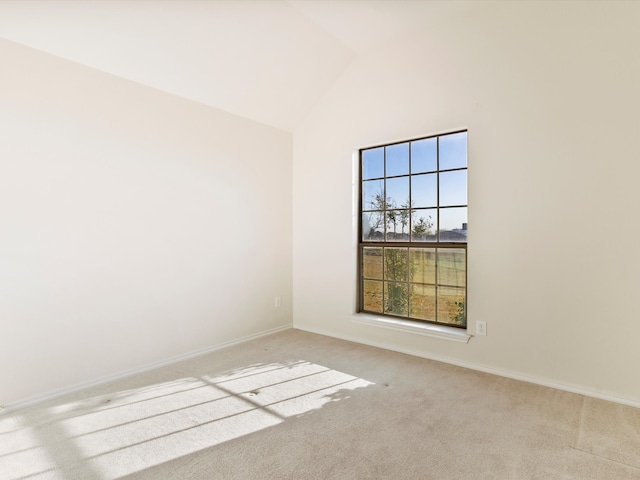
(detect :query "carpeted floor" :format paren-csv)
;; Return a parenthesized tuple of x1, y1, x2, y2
(2, 329, 639, 479)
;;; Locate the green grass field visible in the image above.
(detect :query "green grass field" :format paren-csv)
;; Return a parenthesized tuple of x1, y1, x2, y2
(362, 247, 465, 325)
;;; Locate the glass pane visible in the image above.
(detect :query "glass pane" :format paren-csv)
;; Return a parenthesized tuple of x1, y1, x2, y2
(386, 143, 409, 176)
(439, 132, 467, 170)
(437, 248, 466, 287)
(362, 147, 384, 179)
(437, 286, 466, 325)
(362, 247, 383, 280)
(411, 173, 437, 208)
(439, 208, 467, 242)
(384, 282, 408, 316)
(411, 137, 437, 173)
(439, 170, 467, 206)
(386, 176, 409, 209)
(409, 248, 436, 284)
(411, 209, 437, 242)
(362, 280, 383, 313)
(384, 247, 408, 282)
(385, 210, 410, 241)
(362, 179, 384, 211)
(409, 284, 436, 321)
(362, 211, 384, 241)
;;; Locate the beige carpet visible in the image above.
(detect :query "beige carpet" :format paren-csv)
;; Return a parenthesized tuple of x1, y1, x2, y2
(2, 329, 639, 479)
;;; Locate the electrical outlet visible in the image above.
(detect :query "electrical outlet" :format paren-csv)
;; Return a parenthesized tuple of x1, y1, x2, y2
(476, 320, 487, 336)
(274, 296, 281, 308)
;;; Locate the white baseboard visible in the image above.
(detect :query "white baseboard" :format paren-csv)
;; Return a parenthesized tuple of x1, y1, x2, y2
(2, 324, 292, 415)
(6, 322, 638, 414)
(295, 324, 640, 409)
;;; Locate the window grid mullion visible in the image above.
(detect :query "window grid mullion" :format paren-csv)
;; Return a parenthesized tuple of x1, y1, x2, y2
(435, 137, 440, 321)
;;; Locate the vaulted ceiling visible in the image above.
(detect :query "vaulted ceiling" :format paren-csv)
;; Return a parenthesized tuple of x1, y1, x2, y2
(0, 0, 480, 131)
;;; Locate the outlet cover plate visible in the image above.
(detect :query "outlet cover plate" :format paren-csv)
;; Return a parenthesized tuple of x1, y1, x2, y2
(476, 321, 487, 336)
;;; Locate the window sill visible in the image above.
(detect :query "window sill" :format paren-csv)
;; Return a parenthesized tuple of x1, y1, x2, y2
(352, 314, 471, 344)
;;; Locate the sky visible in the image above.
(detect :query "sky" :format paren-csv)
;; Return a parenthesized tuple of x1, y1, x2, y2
(361, 131, 467, 237)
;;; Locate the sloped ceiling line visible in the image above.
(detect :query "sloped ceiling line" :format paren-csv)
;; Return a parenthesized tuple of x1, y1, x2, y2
(0, 0, 479, 131)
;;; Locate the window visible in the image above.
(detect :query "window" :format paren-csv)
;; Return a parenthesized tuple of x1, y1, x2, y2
(358, 131, 467, 328)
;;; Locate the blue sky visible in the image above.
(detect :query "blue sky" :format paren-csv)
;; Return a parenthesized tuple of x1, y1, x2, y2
(362, 132, 467, 235)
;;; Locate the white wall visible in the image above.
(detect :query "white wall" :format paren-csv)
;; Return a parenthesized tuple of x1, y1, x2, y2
(0, 39, 292, 406)
(293, 2, 640, 404)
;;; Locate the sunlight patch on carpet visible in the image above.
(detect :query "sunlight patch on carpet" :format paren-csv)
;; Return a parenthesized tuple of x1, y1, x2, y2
(0, 417, 58, 479)
(0, 361, 373, 480)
